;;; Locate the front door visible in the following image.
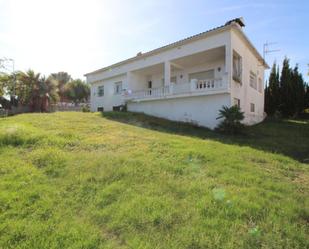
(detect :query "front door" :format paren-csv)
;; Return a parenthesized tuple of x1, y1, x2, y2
(148, 81, 152, 89)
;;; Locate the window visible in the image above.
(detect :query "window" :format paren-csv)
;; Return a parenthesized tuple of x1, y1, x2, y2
(98, 85, 104, 97)
(233, 98, 240, 108)
(250, 103, 255, 113)
(97, 107, 104, 112)
(258, 78, 263, 93)
(114, 81, 123, 95)
(170, 76, 177, 84)
(249, 71, 257, 89)
(233, 51, 242, 83)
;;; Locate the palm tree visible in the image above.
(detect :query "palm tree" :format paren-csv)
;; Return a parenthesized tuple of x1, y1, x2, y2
(18, 70, 41, 108)
(37, 76, 59, 112)
(64, 79, 90, 104)
(49, 72, 71, 102)
(216, 105, 245, 134)
(18, 70, 59, 112)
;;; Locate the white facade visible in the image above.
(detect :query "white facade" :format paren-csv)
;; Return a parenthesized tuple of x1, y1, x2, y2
(85, 18, 268, 129)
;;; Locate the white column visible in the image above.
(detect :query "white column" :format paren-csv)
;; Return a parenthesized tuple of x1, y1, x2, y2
(126, 71, 132, 91)
(164, 61, 171, 86)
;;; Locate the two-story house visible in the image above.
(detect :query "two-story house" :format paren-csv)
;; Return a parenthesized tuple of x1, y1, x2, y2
(85, 18, 269, 129)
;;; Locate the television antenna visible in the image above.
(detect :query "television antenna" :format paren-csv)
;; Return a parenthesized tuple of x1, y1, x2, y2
(263, 41, 280, 63)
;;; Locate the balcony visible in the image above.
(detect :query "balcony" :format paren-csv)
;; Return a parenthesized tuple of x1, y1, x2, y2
(124, 78, 228, 102)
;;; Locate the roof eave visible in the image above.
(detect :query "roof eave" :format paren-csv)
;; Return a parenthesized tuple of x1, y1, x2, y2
(84, 25, 231, 77)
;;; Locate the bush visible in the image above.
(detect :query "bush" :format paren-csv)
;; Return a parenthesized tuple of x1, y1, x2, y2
(216, 105, 245, 134)
(82, 106, 90, 112)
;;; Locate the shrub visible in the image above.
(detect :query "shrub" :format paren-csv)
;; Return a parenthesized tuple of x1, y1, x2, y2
(82, 106, 90, 112)
(216, 105, 245, 134)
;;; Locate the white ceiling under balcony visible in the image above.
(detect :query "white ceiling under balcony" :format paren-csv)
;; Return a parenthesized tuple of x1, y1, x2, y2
(171, 46, 225, 68)
(132, 63, 164, 76)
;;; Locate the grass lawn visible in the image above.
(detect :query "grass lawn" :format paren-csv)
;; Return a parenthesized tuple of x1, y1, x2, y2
(0, 112, 308, 249)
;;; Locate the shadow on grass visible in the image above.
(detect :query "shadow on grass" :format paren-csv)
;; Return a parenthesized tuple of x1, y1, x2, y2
(101, 111, 309, 163)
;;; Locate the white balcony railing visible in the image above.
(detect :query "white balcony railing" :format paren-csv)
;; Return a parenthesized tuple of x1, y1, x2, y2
(124, 78, 226, 101)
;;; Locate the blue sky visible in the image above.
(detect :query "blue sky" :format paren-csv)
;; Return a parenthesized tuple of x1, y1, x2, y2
(0, 0, 308, 81)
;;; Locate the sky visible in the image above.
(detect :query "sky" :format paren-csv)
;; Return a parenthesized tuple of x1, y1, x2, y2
(0, 0, 308, 81)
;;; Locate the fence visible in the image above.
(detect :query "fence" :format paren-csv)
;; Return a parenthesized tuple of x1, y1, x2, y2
(0, 109, 8, 117)
(50, 103, 90, 112)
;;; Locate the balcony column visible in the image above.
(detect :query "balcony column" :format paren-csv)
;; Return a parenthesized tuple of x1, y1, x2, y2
(225, 43, 233, 88)
(164, 61, 171, 86)
(126, 71, 132, 90)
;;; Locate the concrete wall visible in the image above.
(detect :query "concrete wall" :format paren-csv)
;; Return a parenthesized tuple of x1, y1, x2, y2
(230, 29, 265, 124)
(127, 93, 231, 129)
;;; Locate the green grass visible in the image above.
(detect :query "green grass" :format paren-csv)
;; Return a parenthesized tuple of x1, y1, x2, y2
(0, 112, 308, 249)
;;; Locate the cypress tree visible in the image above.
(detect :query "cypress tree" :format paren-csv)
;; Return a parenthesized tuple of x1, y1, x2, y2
(265, 63, 280, 115)
(305, 84, 309, 109)
(279, 58, 293, 116)
(291, 66, 306, 116)
(265, 58, 307, 117)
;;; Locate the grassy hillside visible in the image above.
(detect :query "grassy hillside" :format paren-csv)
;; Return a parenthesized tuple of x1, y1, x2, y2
(0, 112, 308, 249)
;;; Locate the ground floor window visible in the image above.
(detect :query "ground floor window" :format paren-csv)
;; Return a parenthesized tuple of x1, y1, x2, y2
(114, 81, 123, 95)
(97, 107, 104, 112)
(97, 85, 104, 96)
(250, 103, 255, 112)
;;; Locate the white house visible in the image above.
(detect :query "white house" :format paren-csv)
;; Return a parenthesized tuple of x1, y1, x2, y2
(85, 18, 269, 129)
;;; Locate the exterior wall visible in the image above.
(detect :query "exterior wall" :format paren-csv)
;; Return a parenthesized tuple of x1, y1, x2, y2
(230, 29, 265, 124)
(90, 74, 126, 111)
(127, 93, 231, 129)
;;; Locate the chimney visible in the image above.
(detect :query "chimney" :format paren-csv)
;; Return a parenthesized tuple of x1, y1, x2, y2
(225, 17, 245, 28)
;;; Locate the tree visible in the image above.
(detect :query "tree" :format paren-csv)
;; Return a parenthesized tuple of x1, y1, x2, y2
(49, 72, 71, 102)
(17, 70, 41, 107)
(64, 79, 90, 104)
(265, 63, 280, 115)
(279, 58, 293, 116)
(291, 66, 306, 116)
(265, 58, 308, 117)
(305, 84, 309, 109)
(0, 74, 7, 97)
(216, 105, 245, 134)
(17, 70, 59, 112)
